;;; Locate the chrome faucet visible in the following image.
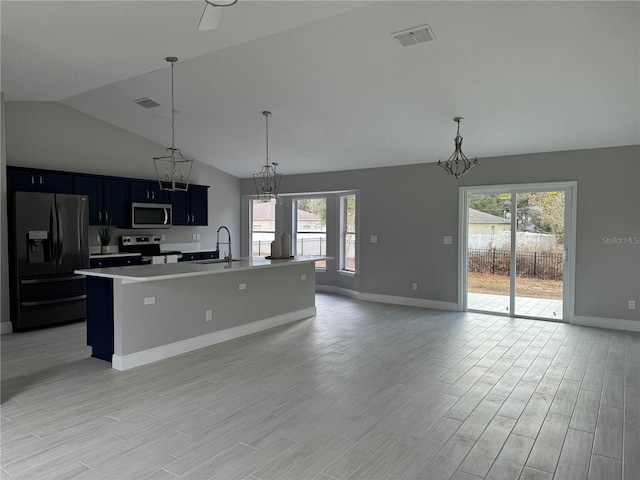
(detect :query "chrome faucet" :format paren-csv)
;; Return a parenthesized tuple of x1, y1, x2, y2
(216, 226, 232, 263)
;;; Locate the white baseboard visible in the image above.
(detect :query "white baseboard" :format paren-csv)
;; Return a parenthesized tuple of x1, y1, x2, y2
(360, 292, 459, 311)
(316, 285, 459, 312)
(572, 315, 640, 332)
(112, 307, 316, 371)
(315, 284, 361, 299)
(1, 322, 13, 335)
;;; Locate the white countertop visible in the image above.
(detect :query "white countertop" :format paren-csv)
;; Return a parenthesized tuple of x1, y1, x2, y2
(76, 256, 329, 284)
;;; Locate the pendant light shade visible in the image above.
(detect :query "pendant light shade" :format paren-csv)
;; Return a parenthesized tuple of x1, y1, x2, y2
(153, 57, 193, 192)
(253, 111, 282, 202)
(437, 117, 479, 179)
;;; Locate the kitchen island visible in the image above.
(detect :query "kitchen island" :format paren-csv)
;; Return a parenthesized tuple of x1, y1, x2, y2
(76, 256, 326, 370)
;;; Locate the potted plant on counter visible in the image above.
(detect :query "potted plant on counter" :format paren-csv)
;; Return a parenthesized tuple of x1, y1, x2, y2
(98, 224, 113, 254)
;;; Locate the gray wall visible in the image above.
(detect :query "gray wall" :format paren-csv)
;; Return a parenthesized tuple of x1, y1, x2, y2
(240, 145, 640, 323)
(2, 101, 242, 330)
(115, 262, 315, 356)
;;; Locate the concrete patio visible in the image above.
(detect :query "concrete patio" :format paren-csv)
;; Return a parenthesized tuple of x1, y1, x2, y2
(468, 292, 563, 320)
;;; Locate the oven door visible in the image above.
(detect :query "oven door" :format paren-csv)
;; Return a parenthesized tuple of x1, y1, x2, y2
(130, 203, 172, 229)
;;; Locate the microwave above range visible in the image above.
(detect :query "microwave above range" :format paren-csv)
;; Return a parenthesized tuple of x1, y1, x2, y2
(130, 202, 172, 229)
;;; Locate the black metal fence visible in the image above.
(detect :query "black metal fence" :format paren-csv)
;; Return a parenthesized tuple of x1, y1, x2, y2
(468, 248, 563, 280)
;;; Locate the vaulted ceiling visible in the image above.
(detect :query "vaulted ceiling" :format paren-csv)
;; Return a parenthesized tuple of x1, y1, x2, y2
(2, 1, 639, 177)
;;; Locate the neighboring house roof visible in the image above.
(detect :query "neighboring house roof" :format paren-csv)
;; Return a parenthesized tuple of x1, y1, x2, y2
(468, 208, 509, 224)
(253, 202, 320, 222)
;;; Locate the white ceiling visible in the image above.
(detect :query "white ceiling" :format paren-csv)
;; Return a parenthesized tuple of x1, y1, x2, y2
(2, 1, 639, 178)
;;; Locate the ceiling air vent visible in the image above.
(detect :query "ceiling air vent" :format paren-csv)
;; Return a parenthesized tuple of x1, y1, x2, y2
(392, 24, 436, 47)
(133, 97, 161, 109)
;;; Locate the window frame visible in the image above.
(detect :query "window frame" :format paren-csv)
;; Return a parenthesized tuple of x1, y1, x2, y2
(339, 193, 357, 275)
(249, 198, 277, 257)
(292, 196, 327, 271)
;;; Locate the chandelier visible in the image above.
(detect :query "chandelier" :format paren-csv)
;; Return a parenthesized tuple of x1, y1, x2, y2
(437, 117, 478, 179)
(253, 111, 282, 202)
(153, 57, 193, 192)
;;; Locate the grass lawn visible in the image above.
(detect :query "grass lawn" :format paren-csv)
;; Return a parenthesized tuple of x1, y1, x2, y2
(468, 272, 563, 300)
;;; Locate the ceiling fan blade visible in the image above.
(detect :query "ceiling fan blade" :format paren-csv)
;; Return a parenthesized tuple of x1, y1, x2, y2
(197, 3, 222, 31)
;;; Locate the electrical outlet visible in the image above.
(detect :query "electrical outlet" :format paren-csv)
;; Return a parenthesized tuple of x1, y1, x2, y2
(239, 283, 246, 290)
(196, 233, 201, 240)
(370, 235, 378, 244)
(144, 297, 155, 305)
(412, 282, 418, 291)
(630, 300, 636, 310)
(301, 274, 307, 280)
(443, 235, 453, 245)
(97, 235, 101, 243)
(192, 233, 197, 241)
(161, 234, 166, 241)
(206, 309, 213, 321)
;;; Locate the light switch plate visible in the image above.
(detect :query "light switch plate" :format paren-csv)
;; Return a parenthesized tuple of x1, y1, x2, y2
(443, 235, 453, 245)
(370, 235, 378, 243)
(144, 297, 156, 305)
(239, 283, 247, 290)
(301, 274, 307, 280)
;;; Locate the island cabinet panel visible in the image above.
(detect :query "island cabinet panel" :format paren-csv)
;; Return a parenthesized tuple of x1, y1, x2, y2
(7, 167, 73, 193)
(86, 277, 114, 361)
(74, 175, 129, 226)
(130, 180, 168, 204)
(171, 184, 208, 226)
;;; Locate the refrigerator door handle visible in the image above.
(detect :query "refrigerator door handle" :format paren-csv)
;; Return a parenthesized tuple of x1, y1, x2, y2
(21, 275, 85, 284)
(22, 295, 87, 307)
(50, 204, 57, 262)
(56, 202, 64, 265)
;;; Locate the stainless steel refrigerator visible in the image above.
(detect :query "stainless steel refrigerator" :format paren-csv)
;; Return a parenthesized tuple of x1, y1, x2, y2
(9, 191, 89, 331)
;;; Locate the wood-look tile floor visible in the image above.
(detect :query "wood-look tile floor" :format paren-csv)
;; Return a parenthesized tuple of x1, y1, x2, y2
(2, 293, 639, 480)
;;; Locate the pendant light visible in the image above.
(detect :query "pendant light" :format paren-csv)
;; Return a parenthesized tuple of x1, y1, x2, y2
(253, 111, 282, 202)
(437, 117, 479, 179)
(153, 57, 193, 192)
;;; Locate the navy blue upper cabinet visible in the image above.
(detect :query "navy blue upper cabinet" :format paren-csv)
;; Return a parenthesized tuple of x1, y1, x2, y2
(170, 184, 208, 226)
(102, 178, 129, 227)
(74, 175, 104, 225)
(190, 185, 208, 226)
(74, 175, 129, 227)
(7, 167, 73, 193)
(130, 180, 169, 204)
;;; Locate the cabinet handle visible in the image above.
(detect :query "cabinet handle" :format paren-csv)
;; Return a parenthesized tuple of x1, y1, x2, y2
(30, 174, 35, 185)
(105, 211, 109, 222)
(186, 214, 190, 223)
(38, 174, 43, 185)
(146, 190, 150, 200)
(191, 214, 195, 223)
(98, 211, 102, 222)
(151, 191, 155, 200)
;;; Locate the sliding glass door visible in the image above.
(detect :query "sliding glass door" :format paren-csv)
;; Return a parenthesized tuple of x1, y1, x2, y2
(462, 183, 575, 321)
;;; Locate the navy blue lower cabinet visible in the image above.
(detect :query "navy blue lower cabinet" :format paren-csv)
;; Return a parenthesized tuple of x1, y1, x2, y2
(86, 277, 113, 362)
(200, 251, 220, 260)
(179, 253, 201, 262)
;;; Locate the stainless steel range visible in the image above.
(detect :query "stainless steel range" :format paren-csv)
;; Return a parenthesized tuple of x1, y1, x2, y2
(119, 235, 181, 264)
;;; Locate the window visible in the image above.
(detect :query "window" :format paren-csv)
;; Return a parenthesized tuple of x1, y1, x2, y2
(340, 194, 357, 272)
(250, 198, 276, 257)
(294, 197, 326, 268)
